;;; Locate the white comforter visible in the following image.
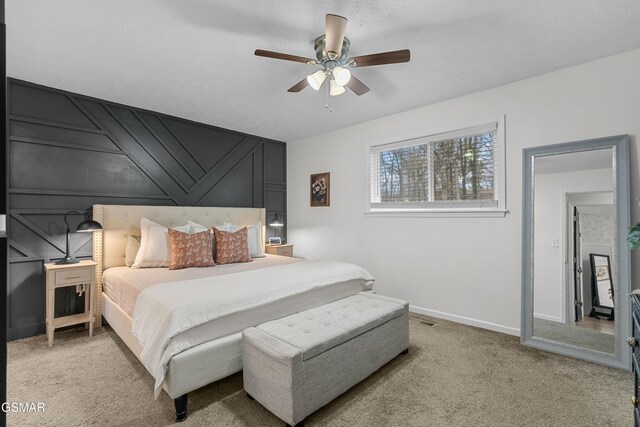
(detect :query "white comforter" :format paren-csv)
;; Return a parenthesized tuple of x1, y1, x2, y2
(131, 260, 375, 396)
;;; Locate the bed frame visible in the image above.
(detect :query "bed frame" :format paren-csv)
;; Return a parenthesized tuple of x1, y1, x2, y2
(92, 205, 266, 422)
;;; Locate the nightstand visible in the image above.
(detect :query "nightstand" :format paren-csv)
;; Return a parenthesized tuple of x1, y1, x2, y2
(265, 244, 294, 257)
(44, 260, 97, 347)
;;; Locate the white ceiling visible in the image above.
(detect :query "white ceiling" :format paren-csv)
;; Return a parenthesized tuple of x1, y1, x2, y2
(577, 205, 614, 215)
(7, 1, 640, 142)
(535, 149, 613, 174)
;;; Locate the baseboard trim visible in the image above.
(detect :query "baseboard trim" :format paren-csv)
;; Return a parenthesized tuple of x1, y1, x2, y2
(533, 313, 562, 323)
(409, 305, 520, 336)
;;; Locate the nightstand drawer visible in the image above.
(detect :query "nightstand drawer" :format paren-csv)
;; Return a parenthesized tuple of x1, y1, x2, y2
(265, 244, 294, 257)
(55, 268, 92, 285)
(277, 246, 293, 257)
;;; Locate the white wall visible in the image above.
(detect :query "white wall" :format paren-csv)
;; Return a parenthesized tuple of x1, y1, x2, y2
(287, 48, 640, 336)
(532, 169, 612, 322)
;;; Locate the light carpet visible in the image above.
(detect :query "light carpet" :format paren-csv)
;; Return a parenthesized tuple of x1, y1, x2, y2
(7, 315, 631, 426)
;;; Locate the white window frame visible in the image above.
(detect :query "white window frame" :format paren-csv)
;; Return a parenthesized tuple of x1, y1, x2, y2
(365, 116, 507, 218)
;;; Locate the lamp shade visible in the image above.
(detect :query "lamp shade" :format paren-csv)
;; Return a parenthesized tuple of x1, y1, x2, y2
(329, 79, 346, 96)
(332, 66, 351, 86)
(307, 69, 327, 91)
(269, 214, 284, 227)
(76, 219, 103, 233)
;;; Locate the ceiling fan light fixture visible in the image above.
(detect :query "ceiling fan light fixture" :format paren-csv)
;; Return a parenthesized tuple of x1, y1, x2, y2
(254, 13, 410, 98)
(307, 69, 326, 91)
(329, 79, 346, 96)
(332, 66, 351, 86)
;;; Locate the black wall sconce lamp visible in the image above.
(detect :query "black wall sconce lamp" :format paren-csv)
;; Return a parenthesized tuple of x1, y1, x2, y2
(269, 213, 284, 243)
(269, 213, 284, 228)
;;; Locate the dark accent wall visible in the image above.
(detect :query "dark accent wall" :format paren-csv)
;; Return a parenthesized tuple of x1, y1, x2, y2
(6, 79, 287, 340)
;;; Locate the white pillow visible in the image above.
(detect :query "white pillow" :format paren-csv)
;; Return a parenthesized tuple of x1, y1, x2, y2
(215, 223, 234, 232)
(221, 221, 264, 258)
(132, 218, 190, 268)
(187, 220, 210, 234)
(124, 234, 141, 267)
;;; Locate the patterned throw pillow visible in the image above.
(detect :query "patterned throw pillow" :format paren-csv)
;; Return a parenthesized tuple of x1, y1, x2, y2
(212, 227, 252, 265)
(167, 229, 215, 270)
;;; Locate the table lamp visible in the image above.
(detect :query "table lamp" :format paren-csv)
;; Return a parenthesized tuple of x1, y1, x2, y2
(55, 210, 103, 265)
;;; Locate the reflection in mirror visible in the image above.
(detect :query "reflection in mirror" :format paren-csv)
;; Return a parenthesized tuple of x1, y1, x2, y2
(522, 135, 630, 370)
(590, 254, 614, 316)
(532, 149, 615, 353)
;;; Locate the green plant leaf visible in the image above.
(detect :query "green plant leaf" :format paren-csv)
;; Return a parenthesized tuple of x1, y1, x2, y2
(628, 223, 640, 249)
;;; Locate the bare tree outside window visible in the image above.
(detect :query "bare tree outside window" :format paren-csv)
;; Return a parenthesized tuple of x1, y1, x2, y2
(432, 133, 494, 201)
(379, 145, 430, 202)
(373, 130, 496, 206)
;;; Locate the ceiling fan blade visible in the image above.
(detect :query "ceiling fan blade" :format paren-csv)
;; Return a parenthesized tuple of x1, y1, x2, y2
(325, 14, 348, 58)
(255, 49, 315, 64)
(350, 49, 410, 67)
(345, 76, 370, 96)
(287, 78, 309, 93)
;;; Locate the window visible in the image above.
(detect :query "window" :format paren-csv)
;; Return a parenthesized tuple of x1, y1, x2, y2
(368, 121, 506, 216)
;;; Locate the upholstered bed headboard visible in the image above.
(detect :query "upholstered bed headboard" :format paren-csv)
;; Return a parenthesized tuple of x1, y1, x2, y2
(91, 204, 266, 325)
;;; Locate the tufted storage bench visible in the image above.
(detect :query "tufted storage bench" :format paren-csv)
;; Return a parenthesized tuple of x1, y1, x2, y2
(242, 292, 409, 427)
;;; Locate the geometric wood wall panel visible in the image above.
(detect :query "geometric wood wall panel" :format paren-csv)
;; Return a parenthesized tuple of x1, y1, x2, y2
(10, 141, 166, 196)
(10, 83, 99, 129)
(265, 142, 286, 183)
(7, 79, 287, 340)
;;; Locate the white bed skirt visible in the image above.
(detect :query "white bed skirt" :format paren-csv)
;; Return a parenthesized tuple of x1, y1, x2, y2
(103, 293, 243, 399)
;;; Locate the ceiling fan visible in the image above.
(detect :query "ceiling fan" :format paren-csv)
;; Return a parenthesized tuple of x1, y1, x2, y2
(255, 14, 410, 97)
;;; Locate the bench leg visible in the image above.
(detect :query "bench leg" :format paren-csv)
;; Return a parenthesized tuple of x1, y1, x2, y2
(400, 348, 409, 355)
(174, 394, 188, 422)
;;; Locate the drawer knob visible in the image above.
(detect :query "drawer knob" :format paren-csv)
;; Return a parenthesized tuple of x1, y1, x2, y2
(633, 396, 639, 407)
(628, 337, 638, 348)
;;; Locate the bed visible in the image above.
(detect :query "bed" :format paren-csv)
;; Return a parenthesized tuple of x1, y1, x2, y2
(91, 205, 374, 421)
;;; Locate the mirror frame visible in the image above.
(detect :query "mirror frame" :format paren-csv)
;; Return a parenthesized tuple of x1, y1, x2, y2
(521, 134, 631, 370)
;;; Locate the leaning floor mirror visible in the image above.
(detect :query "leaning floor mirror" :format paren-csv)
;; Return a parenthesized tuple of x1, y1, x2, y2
(521, 135, 631, 369)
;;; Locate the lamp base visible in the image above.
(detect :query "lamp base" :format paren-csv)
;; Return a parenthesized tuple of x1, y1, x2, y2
(54, 257, 80, 265)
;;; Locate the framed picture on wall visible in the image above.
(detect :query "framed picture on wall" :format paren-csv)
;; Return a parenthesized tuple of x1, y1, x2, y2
(310, 172, 330, 207)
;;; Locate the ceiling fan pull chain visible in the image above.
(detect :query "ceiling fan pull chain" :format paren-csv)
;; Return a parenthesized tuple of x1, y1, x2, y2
(325, 79, 333, 112)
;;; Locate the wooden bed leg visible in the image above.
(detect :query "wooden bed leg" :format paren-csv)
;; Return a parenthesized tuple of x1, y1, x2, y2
(400, 348, 409, 355)
(246, 392, 255, 401)
(174, 394, 188, 422)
